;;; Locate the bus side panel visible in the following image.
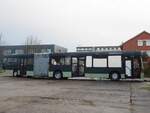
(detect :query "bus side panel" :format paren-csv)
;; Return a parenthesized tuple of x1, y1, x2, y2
(85, 67, 124, 74)
(33, 54, 49, 77)
(26, 64, 33, 71)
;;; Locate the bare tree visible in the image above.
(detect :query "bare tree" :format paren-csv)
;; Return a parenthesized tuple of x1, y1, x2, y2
(0, 33, 4, 68)
(0, 33, 6, 46)
(25, 35, 41, 45)
(25, 35, 41, 54)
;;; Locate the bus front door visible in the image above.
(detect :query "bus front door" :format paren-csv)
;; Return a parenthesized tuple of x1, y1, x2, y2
(125, 58, 141, 78)
(72, 57, 85, 77)
(125, 60, 132, 77)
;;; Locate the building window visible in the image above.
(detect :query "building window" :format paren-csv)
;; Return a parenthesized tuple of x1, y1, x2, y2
(146, 51, 150, 56)
(143, 40, 146, 46)
(41, 49, 51, 53)
(48, 49, 51, 53)
(87, 48, 90, 50)
(81, 48, 84, 51)
(77, 48, 81, 51)
(15, 50, 24, 54)
(118, 48, 121, 50)
(3, 49, 12, 55)
(96, 48, 100, 51)
(138, 40, 150, 46)
(146, 40, 150, 46)
(137, 40, 143, 46)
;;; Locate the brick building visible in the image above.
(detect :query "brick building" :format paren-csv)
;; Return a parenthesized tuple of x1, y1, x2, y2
(121, 31, 150, 63)
(122, 31, 150, 52)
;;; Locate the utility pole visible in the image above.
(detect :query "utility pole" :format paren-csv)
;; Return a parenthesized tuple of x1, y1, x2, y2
(0, 33, 2, 45)
(0, 33, 2, 68)
(129, 82, 133, 105)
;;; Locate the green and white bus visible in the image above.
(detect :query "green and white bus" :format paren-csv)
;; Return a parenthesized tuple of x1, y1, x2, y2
(3, 51, 144, 80)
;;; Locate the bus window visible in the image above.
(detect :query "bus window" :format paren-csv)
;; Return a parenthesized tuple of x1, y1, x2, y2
(51, 58, 60, 65)
(108, 56, 122, 67)
(65, 57, 71, 65)
(51, 59, 57, 65)
(51, 57, 65, 65)
(93, 58, 107, 67)
(72, 58, 77, 64)
(7, 58, 17, 65)
(86, 56, 92, 67)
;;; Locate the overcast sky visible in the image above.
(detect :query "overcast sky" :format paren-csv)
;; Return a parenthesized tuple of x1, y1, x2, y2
(0, 0, 150, 51)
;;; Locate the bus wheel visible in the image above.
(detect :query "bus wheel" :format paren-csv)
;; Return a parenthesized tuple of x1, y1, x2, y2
(110, 72, 120, 81)
(53, 71, 63, 80)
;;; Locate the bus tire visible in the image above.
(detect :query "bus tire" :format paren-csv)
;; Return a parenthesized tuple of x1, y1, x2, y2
(110, 72, 120, 81)
(53, 71, 63, 80)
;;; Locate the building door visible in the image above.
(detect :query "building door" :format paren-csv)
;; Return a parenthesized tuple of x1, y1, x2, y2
(71, 57, 85, 77)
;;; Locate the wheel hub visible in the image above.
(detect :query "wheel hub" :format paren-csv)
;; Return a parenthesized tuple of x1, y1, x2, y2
(112, 73, 118, 79)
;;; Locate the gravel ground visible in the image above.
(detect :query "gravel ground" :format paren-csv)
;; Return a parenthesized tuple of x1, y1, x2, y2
(0, 76, 149, 113)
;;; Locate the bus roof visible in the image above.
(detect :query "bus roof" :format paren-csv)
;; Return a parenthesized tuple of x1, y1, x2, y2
(51, 51, 142, 56)
(4, 51, 145, 58)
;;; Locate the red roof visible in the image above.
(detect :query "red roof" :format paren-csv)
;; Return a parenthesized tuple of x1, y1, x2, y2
(122, 31, 150, 46)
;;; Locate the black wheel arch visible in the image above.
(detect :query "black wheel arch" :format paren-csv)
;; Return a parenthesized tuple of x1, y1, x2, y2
(53, 70, 63, 79)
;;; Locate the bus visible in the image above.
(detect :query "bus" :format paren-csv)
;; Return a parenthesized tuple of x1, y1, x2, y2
(3, 51, 144, 80)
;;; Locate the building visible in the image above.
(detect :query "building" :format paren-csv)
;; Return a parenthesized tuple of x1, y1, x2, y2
(76, 46, 121, 52)
(77, 31, 150, 55)
(121, 31, 150, 55)
(121, 31, 150, 63)
(0, 44, 67, 65)
(0, 44, 67, 55)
